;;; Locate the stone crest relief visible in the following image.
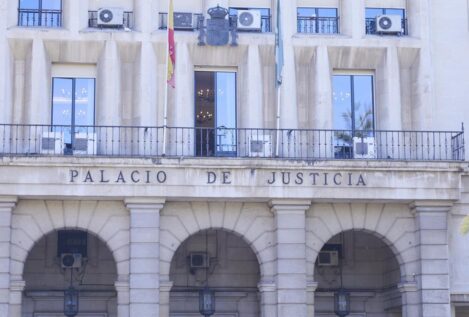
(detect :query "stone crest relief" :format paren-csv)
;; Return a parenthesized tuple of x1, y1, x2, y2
(198, 6, 238, 46)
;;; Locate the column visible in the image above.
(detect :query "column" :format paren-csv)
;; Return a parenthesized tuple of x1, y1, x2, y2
(158, 280, 173, 317)
(341, 0, 365, 38)
(412, 202, 452, 317)
(258, 279, 276, 317)
(306, 281, 318, 317)
(136, 41, 158, 156)
(244, 45, 263, 129)
(115, 278, 130, 317)
(27, 39, 49, 125)
(97, 40, 121, 154)
(133, 0, 154, 33)
(399, 281, 419, 317)
(270, 199, 311, 317)
(313, 46, 333, 158)
(0, 197, 16, 316)
(125, 198, 165, 317)
(279, 0, 299, 157)
(379, 46, 402, 130)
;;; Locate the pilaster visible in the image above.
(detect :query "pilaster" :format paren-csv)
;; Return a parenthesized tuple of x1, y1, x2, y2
(115, 278, 130, 317)
(411, 201, 453, 317)
(258, 279, 276, 317)
(125, 197, 165, 317)
(270, 199, 311, 317)
(0, 197, 17, 316)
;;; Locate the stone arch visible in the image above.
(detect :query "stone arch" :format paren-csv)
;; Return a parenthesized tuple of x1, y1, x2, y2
(11, 200, 130, 280)
(159, 201, 276, 280)
(306, 202, 417, 280)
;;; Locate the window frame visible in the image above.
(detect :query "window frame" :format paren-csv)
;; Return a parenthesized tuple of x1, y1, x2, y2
(297, 7, 339, 34)
(18, 0, 63, 27)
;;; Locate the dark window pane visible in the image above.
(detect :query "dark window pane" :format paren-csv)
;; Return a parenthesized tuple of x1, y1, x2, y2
(353, 76, 374, 131)
(333, 75, 352, 131)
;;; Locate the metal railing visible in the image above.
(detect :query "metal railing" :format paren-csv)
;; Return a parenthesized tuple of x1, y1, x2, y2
(0, 124, 464, 161)
(88, 11, 134, 29)
(158, 12, 204, 30)
(365, 18, 408, 35)
(18, 9, 62, 27)
(297, 16, 339, 34)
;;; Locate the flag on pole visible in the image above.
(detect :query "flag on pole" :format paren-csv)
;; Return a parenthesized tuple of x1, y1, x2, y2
(275, 0, 284, 87)
(167, 0, 175, 88)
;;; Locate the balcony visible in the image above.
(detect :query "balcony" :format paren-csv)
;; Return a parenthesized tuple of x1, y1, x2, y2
(18, 9, 62, 27)
(0, 124, 464, 162)
(297, 16, 339, 34)
(365, 17, 408, 35)
(88, 11, 134, 29)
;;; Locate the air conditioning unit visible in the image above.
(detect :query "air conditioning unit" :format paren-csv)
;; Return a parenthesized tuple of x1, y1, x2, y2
(190, 252, 210, 268)
(173, 12, 198, 30)
(317, 250, 339, 266)
(73, 132, 97, 155)
(248, 134, 272, 157)
(375, 15, 402, 34)
(353, 137, 375, 159)
(237, 10, 262, 31)
(40, 131, 64, 155)
(97, 7, 124, 27)
(61, 253, 83, 269)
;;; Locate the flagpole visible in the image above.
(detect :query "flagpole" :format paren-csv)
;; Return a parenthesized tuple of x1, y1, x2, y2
(275, 83, 281, 157)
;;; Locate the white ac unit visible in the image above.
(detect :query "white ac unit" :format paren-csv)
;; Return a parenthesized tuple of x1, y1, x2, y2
(190, 252, 210, 268)
(73, 132, 97, 155)
(248, 134, 272, 157)
(40, 131, 64, 155)
(317, 250, 339, 266)
(61, 253, 83, 269)
(173, 12, 198, 30)
(353, 137, 375, 159)
(237, 10, 262, 31)
(376, 15, 402, 34)
(97, 7, 124, 27)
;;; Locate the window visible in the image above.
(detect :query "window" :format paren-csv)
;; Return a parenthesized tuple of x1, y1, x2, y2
(229, 8, 271, 33)
(18, 0, 62, 27)
(51, 77, 95, 154)
(297, 7, 339, 34)
(333, 75, 374, 158)
(365, 8, 407, 35)
(195, 71, 237, 157)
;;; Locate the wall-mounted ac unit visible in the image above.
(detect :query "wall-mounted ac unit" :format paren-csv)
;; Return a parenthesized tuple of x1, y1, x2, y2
(353, 137, 375, 159)
(248, 134, 272, 157)
(190, 252, 210, 268)
(317, 250, 339, 266)
(173, 12, 198, 30)
(237, 10, 262, 31)
(61, 253, 83, 269)
(375, 15, 402, 34)
(73, 133, 97, 155)
(97, 7, 124, 27)
(40, 131, 64, 155)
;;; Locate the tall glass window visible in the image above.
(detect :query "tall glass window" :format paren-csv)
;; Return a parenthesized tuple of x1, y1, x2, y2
(18, 0, 62, 27)
(297, 7, 339, 34)
(195, 71, 237, 157)
(51, 78, 95, 153)
(333, 75, 374, 158)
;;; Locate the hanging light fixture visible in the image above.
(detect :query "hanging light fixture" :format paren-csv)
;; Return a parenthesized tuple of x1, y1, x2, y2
(64, 286, 79, 317)
(334, 233, 350, 317)
(198, 230, 215, 317)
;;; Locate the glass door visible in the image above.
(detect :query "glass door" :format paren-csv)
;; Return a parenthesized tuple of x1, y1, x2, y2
(195, 71, 237, 157)
(52, 77, 95, 154)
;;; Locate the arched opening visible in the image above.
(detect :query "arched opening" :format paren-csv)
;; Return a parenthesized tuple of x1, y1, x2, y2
(314, 230, 402, 317)
(169, 229, 260, 317)
(22, 229, 118, 316)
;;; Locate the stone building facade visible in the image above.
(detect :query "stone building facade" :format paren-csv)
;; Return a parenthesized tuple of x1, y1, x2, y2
(0, 0, 468, 317)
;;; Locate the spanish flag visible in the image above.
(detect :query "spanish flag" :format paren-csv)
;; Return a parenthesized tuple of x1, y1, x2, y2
(167, 0, 175, 88)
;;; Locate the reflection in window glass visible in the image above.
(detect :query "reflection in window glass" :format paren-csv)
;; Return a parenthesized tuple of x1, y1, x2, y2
(19, 0, 62, 10)
(365, 8, 405, 18)
(297, 7, 338, 34)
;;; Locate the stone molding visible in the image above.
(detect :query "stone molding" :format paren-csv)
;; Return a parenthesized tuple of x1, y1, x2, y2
(398, 281, 418, 293)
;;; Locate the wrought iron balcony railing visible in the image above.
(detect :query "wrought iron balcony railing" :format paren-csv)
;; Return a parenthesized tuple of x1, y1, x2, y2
(365, 18, 408, 35)
(297, 16, 339, 34)
(88, 11, 134, 29)
(0, 124, 464, 161)
(18, 9, 62, 27)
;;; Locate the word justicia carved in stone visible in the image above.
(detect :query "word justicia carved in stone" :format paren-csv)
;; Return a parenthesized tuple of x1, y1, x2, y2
(266, 171, 366, 186)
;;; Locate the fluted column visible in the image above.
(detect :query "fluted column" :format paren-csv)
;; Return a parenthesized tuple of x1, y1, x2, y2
(270, 199, 311, 317)
(244, 45, 263, 129)
(125, 198, 165, 317)
(27, 39, 49, 125)
(0, 197, 16, 316)
(341, 0, 365, 38)
(380, 46, 402, 131)
(133, 0, 154, 33)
